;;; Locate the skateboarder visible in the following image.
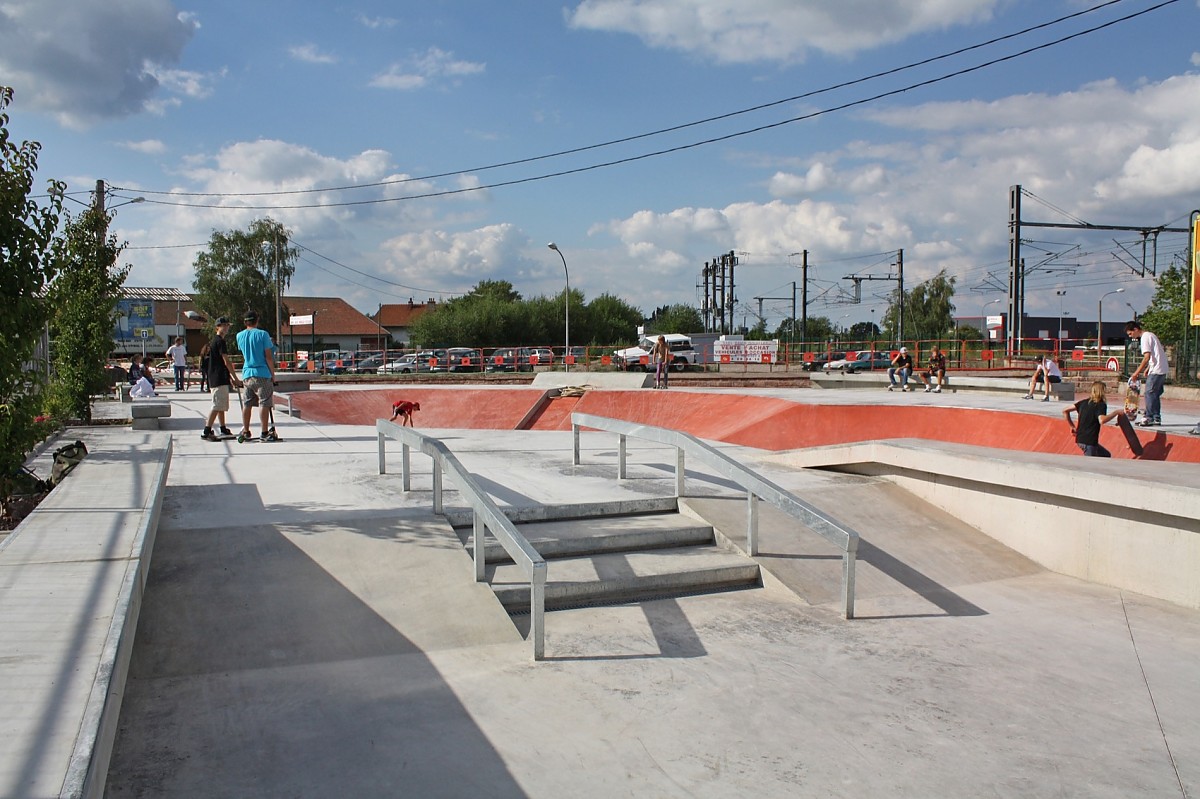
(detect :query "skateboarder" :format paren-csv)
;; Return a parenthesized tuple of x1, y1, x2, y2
(201, 318, 243, 441)
(390, 400, 420, 427)
(1063, 381, 1120, 457)
(1125, 320, 1167, 427)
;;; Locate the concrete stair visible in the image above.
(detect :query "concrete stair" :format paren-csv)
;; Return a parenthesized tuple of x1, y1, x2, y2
(458, 510, 761, 613)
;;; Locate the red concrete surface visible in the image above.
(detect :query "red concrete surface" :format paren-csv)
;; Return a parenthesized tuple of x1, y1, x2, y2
(288, 388, 549, 429)
(290, 387, 1200, 462)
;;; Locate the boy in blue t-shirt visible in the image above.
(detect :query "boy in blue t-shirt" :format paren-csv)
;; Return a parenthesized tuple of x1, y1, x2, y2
(235, 310, 278, 441)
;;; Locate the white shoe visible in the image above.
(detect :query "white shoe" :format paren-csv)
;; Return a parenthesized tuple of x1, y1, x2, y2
(932, 386, 941, 393)
(923, 385, 932, 393)
(887, 385, 894, 392)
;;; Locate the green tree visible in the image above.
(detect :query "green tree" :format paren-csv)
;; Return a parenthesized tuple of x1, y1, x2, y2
(848, 321, 880, 340)
(45, 206, 130, 422)
(647, 304, 702, 335)
(578, 293, 642, 345)
(0, 87, 63, 485)
(1138, 264, 1188, 344)
(882, 270, 957, 342)
(191, 218, 297, 345)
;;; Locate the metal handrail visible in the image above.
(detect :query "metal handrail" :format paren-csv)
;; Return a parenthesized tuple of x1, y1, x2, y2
(571, 412, 859, 618)
(376, 419, 547, 660)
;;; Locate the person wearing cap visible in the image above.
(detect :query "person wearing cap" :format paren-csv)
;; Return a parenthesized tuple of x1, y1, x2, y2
(201, 317, 243, 441)
(235, 310, 278, 441)
(887, 346, 914, 391)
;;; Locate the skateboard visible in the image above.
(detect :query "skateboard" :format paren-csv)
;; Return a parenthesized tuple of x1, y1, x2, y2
(1115, 413, 1144, 457)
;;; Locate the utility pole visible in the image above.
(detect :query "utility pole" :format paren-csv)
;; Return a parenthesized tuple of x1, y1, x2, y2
(895, 248, 904, 345)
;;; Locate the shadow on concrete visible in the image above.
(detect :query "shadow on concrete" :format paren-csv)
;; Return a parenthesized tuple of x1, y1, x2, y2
(107, 494, 527, 798)
(851, 540, 987, 619)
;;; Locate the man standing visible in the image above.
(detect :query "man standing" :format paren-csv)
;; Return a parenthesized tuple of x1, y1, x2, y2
(1125, 320, 1167, 427)
(165, 336, 188, 391)
(236, 310, 278, 441)
(201, 318, 242, 441)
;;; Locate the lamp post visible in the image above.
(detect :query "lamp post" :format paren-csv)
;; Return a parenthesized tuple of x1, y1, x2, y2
(1098, 287, 1125, 359)
(1126, 302, 1137, 322)
(547, 243, 570, 372)
(1055, 290, 1068, 344)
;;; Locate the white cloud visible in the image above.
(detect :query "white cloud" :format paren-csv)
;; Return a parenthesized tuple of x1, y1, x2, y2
(357, 14, 399, 30)
(289, 44, 338, 65)
(118, 139, 168, 154)
(567, 0, 1002, 63)
(0, 0, 199, 128)
(370, 47, 485, 91)
(379, 224, 533, 286)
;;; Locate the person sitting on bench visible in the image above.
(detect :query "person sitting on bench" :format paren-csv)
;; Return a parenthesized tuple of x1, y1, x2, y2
(887, 347, 914, 392)
(919, 345, 947, 393)
(1024, 355, 1062, 401)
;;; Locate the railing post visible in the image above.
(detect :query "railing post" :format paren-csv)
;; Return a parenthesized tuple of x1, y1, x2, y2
(401, 443, 411, 492)
(531, 563, 547, 661)
(842, 538, 858, 619)
(618, 434, 627, 479)
(473, 513, 485, 582)
(572, 423, 580, 465)
(746, 492, 759, 555)
(432, 462, 443, 514)
(377, 430, 387, 474)
(675, 446, 685, 497)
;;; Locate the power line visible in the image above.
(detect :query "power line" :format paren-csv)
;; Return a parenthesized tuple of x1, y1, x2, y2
(110, 0, 1133, 202)
(118, 1, 1178, 211)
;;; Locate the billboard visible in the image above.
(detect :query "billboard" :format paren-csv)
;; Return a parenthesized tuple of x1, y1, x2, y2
(115, 298, 155, 341)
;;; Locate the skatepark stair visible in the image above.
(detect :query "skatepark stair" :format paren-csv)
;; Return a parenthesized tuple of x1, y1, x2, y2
(456, 510, 762, 613)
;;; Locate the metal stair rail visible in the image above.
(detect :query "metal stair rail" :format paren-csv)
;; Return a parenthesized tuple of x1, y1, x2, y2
(571, 412, 860, 619)
(376, 419, 548, 660)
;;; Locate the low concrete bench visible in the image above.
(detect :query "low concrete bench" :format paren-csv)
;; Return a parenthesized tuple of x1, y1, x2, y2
(273, 372, 312, 392)
(131, 400, 172, 429)
(810, 371, 1075, 401)
(119, 384, 133, 402)
(0, 429, 172, 798)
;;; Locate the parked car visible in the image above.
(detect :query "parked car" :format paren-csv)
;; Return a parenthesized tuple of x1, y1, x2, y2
(614, 334, 697, 372)
(826, 350, 894, 373)
(486, 347, 534, 372)
(297, 350, 355, 374)
(801, 351, 846, 372)
(527, 347, 554, 366)
(352, 354, 389, 373)
(377, 354, 428, 374)
(447, 347, 483, 373)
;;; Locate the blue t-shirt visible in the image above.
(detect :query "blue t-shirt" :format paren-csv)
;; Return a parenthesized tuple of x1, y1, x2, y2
(236, 327, 275, 379)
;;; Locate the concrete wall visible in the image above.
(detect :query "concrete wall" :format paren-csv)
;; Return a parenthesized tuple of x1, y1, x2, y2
(775, 440, 1200, 609)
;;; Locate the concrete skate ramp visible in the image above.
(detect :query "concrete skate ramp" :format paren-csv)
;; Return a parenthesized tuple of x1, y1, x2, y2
(290, 387, 1200, 461)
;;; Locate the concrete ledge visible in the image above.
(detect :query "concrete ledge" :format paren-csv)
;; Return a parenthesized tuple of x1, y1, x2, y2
(771, 439, 1200, 608)
(532, 370, 652, 390)
(810, 371, 1075, 400)
(130, 402, 172, 418)
(118, 384, 132, 403)
(272, 372, 312, 391)
(0, 430, 173, 798)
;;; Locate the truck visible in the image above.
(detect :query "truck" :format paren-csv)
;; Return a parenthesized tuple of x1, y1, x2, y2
(614, 333, 697, 372)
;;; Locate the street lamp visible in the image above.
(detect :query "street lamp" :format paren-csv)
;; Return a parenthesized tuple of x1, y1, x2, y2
(1126, 302, 1138, 322)
(109, 196, 146, 210)
(1098, 287, 1125, 358)
(547, 243, 570, 372)
(1055, 290, 1067, 343)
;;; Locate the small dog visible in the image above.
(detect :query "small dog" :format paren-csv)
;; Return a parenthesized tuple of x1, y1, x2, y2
(390, 400, 421, 427)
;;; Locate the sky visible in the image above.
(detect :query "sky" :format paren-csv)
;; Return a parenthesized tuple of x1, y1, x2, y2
(4, 0, 1199, 335)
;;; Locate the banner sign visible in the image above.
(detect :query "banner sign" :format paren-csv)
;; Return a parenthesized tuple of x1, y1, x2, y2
(289, 314, 314, 327)
(1191, 213, 1200, 327)
(115, 298, 154, 341)
(713, 340, 778, 363)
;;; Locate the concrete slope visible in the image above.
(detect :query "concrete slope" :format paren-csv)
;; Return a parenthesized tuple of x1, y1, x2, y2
(288, 386, 545, 429)
(682, 478, 1042, 613)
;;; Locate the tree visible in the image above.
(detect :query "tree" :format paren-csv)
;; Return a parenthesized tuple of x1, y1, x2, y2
(45, 206, 130, 422)
(191, 218, 297, 345)
(647, 304, 702, 336)
(848, 321, 880, 341)
(578, 293, 642, 345)
(1138, 263, 1188, 344)
(882, 270, 957, 342)
(0, 87, 63, 485)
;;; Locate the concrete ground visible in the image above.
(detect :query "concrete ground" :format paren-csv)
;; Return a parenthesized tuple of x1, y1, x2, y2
(102, 388, 1199, 798)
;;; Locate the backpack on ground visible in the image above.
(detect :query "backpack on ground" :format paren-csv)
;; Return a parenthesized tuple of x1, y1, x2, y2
(50, 440, 88, 486)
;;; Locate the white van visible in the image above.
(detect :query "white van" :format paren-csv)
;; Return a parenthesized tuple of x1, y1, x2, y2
(614, 333, 697, 372)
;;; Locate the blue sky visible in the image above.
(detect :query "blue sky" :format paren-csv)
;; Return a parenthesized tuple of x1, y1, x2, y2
(4, 0, 1199, 334)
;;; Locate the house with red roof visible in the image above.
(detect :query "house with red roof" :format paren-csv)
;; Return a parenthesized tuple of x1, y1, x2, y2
(374, 299, 438, 346)
(281, 296, 390, 357)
